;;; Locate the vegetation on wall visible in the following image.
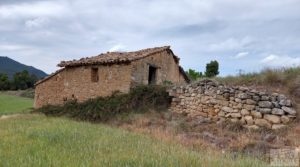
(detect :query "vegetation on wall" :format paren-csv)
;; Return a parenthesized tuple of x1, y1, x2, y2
(216, 67, 300, 97)
(0, 70, 38, 90)
(37, 85, 171, 122)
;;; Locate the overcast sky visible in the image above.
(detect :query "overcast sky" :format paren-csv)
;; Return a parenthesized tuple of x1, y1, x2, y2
(0, 0, 300, 76)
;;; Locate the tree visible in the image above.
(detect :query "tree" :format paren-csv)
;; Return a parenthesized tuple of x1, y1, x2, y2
(12, 70, 37, 90)
(0, 73, 10, 90)
(186, 69, 203, 81)
(205, 60, 219, 78)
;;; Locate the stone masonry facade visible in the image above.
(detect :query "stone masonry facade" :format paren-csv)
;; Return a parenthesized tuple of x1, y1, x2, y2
(34, 46, 189, 108)
(169, 79, 297, 129)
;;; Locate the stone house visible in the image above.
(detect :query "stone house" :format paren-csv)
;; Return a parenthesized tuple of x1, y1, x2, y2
(34, 46, 189, 108)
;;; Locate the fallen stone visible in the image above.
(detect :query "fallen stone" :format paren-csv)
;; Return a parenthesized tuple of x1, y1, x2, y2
(282, 107, 296, 115)
(272, 108, 284, 115)
(264, 114, 281, 124)
(255, 119, 272, 128)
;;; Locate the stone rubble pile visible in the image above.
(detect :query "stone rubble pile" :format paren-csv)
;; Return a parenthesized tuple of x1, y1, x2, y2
(168, 79, 297, 129)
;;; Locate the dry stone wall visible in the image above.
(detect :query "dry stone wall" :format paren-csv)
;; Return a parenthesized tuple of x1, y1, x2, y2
(168, 79, 297, 130)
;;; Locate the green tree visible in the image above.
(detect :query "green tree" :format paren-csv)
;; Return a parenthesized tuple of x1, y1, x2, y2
(205, 60, 219, 78)
(12, 70, 37, 90)
(0, 73, 10, 90)
(186, 69, 203, 81)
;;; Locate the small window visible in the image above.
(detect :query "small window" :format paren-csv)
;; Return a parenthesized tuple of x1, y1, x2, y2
(91, 68, 99, 82)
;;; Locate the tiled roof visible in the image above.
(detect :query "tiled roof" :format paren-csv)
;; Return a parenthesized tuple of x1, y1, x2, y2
(35, 46, 189, 86)
(58, 46, 178, 67)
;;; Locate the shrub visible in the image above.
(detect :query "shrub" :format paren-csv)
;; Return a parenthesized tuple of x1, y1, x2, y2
(36, 85, 171, 122)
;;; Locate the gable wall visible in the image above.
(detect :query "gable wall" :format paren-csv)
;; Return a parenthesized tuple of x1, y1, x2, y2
(130, 50, 187, 86)
(34, 64, 132, 108)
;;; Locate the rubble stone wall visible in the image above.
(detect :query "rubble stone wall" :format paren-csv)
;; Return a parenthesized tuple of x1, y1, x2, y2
(168, 80, 297, 129)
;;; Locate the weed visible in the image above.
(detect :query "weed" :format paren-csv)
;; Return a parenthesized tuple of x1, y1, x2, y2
(36, 85, 171, 122)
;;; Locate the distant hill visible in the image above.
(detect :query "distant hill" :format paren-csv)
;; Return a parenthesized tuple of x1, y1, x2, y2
(0, 56, 48, 79)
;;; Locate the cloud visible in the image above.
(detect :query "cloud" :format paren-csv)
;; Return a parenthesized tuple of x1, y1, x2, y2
(0, 1, 69, 19)
(0, 0, 300, 76)
(208, 37, 254, 52)
(260, 54, 300, 67)
(25, 17, 49, 28)
(232, 52, 249, 59)
(109, 44, 127, 52)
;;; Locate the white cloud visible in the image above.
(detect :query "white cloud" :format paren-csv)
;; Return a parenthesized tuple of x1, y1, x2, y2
(232, 52, 249, 59)
(25, 17, 49, 28)
(0, 44, 30, 51)
(109, 44, 127, 52)
(260, 54, 300, 66)
(208, 37, 254, 52)
(0, 0, 300, 75)
(0, 1, 69, 19)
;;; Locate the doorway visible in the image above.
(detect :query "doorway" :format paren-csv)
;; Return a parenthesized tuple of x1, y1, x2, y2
(148, 66, 157, 85)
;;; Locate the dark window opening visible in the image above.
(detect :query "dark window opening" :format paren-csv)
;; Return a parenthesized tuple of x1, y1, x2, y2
(148, 66, 157, 85)
(91, 68, 99, 82)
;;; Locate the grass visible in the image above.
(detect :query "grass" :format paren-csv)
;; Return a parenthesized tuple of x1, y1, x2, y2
(0, 114, 267, 167)
(216, 67, 300, 95)
(0, 93, 33, 115)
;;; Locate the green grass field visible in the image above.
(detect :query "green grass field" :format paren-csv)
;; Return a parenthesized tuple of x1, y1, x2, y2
(0, 93, 33, 115)
(0, 114, 267, 167)
(0, 93, 267, 166)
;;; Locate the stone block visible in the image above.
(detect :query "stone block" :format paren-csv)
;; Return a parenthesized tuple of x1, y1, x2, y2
(264, 114, 281, 124)
(251, 110, 262, 118)
(255, 119, 272, 128)
(258, 101, 273, 108)
(271, 108, 284, 115)
(282, 106, 296, 115)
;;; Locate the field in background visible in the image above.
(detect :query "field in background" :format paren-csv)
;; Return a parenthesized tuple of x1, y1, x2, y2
(0, 114, 266, 167)
(0, 93, 33, 115)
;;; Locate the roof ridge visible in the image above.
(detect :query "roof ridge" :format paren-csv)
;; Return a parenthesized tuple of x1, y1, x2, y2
(57, 45, 170, 67)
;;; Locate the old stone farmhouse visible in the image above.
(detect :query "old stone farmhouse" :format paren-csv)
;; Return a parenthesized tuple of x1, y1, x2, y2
(34, 46, 189, 108)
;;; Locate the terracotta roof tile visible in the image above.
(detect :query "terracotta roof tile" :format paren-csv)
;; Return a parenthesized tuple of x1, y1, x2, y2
(58, 46, 176, 67)
(35, 46, 189, 86)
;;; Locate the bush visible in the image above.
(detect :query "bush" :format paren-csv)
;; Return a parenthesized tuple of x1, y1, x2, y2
(36, 85, 171, 122)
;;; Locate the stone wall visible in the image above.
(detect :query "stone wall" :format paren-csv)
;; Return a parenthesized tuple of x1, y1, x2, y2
(168, 79, 297, 129)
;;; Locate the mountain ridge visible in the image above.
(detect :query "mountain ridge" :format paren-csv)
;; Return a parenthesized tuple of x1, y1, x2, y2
(0, 56, 48, 79)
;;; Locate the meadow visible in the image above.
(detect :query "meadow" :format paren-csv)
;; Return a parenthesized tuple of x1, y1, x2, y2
(0, 93, 33, 115)
(0, 114, 266, 167)
(0, 92, 267, 167)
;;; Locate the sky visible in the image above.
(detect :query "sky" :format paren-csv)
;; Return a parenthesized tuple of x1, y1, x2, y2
(0, 0, 300, 76)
